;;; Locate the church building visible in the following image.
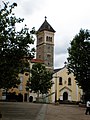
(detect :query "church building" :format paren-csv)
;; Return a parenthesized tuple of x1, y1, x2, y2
(0, 17, 83, 103)
(35, 17, 82, 103)
(50, 66, 83, 103)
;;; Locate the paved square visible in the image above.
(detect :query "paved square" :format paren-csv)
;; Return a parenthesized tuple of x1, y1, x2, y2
(0, 102, 90, 120)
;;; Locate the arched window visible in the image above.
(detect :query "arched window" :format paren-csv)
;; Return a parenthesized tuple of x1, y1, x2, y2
(46, 36, 52, 42)
(50, 37, 52, 42)
(46, 36, 49, 41)
(59, 77, 62, 85)
(68, 77, 71, 85)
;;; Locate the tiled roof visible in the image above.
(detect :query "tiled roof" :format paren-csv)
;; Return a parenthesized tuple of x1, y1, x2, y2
(37, 19, 55, 33)
(31, 59, 44, 63)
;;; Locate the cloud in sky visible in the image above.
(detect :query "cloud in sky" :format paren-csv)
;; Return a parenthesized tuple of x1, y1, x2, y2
(1, 0, 90, 68)
(14, 0, 47, 16)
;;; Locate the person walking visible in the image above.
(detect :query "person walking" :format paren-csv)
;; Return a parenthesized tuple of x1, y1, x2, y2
(85, 99, 90, 115)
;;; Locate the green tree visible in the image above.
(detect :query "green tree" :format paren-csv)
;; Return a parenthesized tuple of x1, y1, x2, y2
(67, 29, 90, 101)
(0, 2, 35, 90)
(26, 63, 53, 99)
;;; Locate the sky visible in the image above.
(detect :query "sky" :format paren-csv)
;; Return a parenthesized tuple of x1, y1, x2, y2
(0, 0, 90, 69)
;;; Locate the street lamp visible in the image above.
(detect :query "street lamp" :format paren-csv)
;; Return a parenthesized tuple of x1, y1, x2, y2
(53, 73, 59, 103)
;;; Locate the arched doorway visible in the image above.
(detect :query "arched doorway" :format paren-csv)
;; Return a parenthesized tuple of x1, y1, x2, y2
(24, 93, 27, 102)
(63, 92, 68, 101)
(29, 96, 33, 102)
(17, 93, 23, 102)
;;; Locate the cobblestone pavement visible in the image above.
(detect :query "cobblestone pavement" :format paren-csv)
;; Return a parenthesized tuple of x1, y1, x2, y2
(0, 102, 90, 120)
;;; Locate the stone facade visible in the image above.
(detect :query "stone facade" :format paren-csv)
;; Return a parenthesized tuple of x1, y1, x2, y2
(36, 18, 55, 71)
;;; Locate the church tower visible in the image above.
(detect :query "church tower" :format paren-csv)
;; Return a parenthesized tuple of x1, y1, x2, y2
(36, 17, 55, 71)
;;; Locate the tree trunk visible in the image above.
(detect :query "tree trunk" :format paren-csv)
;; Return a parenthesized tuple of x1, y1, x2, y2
(37, 91, 39, 102)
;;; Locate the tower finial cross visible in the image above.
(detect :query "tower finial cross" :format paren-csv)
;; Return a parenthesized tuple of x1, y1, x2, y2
(45, 16, 47, 20)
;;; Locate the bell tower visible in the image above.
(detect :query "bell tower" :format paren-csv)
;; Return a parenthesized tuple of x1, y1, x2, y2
(36, 17, 55, 71)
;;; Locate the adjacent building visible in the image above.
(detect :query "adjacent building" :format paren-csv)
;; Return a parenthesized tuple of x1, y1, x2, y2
(0, 59, 43, 102)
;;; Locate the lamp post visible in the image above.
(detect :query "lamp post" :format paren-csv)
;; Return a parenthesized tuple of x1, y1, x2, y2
(53, 73, 59, 103)
(55, 76, 57, 102)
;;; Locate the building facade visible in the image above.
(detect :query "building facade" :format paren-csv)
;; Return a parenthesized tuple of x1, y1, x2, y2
(0, 59, 43, 102)
(50, 66, 83, 103)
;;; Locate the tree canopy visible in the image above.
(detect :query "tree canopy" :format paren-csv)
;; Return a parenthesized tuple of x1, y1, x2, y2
(67, 29, 90, 99)
(26, 63, 53, 96)
(0, 2, 35, 90)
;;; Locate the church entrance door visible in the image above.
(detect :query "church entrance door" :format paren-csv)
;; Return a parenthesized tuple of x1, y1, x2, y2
(63, 92, 68, 101)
